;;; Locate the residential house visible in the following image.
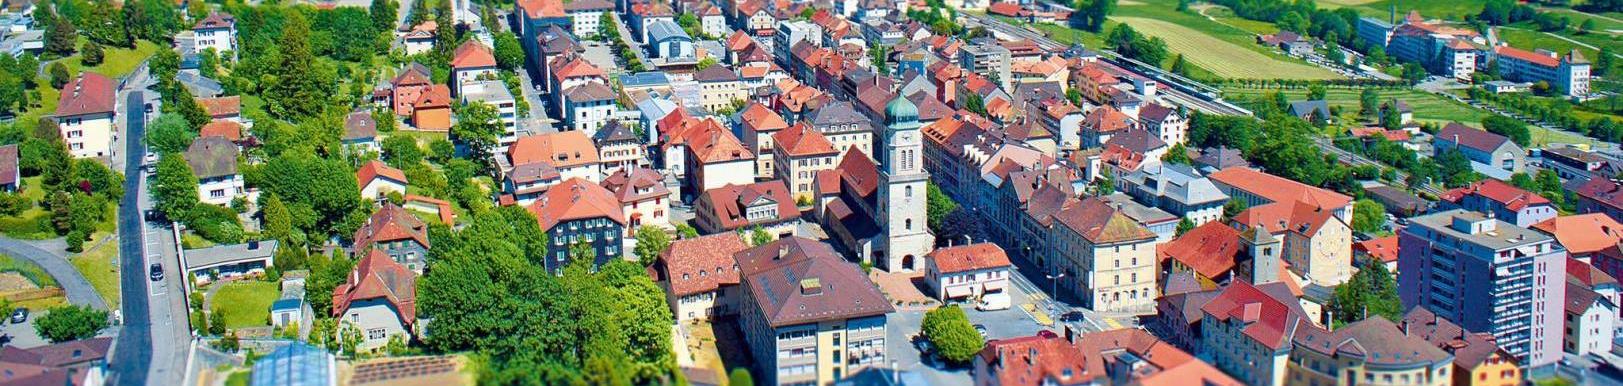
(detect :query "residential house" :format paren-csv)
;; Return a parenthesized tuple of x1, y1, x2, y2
(924, 243, 1011, 302)
(0, 144, 16, 192)
(54, 72, 115, 159)
(385, 63, 434, 116)
(1080, 105, 1131, 150)
(401, 21, 436, 55)
(449, 41, 498, 95)
(1531, 213, 1623, 260)
(527, 178, 627, 273)
(973, 328, 1242, 386)
(1118, 163, 1228, 226)
(694, 180, 800, 237)
(1286, 316, 1454, 386)
(805, 101, 875, 162)
(191, 12, 236, 54)
(458, 80, 519, 154)
(630, 1, 677, 43)
(351, 203, 431, 273)
(503, 131, 601, 204)
(694, 66, 746, 112)
(1138, 103, 1186, 146)
(1401, 307, 1523, 386)
(1229, 195, 1355, 287)
(652, 233, 749, 321)
(1199, 281, 1314, 386)
(356, 160, 408, 201)
(592, 120, 645, 177)
(1398, 210, 1566, 371)
(774, 123, 840, 203)
(562, 0, 613, 37)
(410, 84, 453, 131)
(343, 110, 379, 153)
(1438, 179, 1556, 228)
(0, 337, 113, 386)
(562, 82, 618, 135)
(1435, 123, 1525, 177)
(1353, 235, 1399, 273)
(1563, 282, 1616, 356)
(1287, 100, 1331, 124)
(601, 167, 673, 232)
(1158, 221, 1284, 290)
(735, 237, 893, 386)
(186, 136, 243, 206)
(198, 95, 242, 124)
(1574, 178, 1623, 223)
(332, 250, 418, 352)
(739, 102, 790, 179)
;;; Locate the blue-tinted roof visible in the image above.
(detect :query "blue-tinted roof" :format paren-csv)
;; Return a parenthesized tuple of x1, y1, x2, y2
(270, 298, 303, 311)
(648, 19, 690, 43)
(620, 71, 671, 88)
(251, 342, 334, 386)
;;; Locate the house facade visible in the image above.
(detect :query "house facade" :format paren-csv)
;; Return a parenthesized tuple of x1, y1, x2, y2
(332, 250, 418, 352)
(924, 243, 1011, 302)
(186, 136, 244, 206)
(54, 72, 116, 159)
(736, 238, 893, 386)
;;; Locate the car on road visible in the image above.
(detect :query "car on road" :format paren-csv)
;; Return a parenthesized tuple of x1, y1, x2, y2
(10, 308, 27, 324)
(1059, 311, 1086, 323)
(973, 324, 988, 339)
(144, 209, 165, 223)
(149, 263, 163, 282)
(976, 292, 1011, 311)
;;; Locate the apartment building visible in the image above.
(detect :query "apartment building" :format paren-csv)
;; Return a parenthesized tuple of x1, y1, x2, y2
(736, 237, 892, 385)
(1493, 46, 1590, 98)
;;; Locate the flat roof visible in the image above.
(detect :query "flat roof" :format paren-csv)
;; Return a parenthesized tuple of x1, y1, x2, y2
(185, 240, 278, 271)
(1408, 209, 1553, 251)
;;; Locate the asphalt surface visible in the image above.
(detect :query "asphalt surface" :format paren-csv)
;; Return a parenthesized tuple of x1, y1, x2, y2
(109, 90, 151, 386)
(0, 238, 108, 311)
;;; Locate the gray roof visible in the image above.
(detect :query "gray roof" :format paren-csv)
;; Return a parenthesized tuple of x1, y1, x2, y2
(185, 240, 278, 271)
(185, 136, 239, 179)
(620, 71, 671, 88)
(1407, 209, 1553, 251)
(459, 80, 514, 105)
(1289, 100, 1331, 120)
(250, 342, 335, 386)
(1122, 163, 1228, 206)
(693, 65, 739, 83)
(1100, 193, 1178, 226)
(807, 101, 873, 133)
(592, 120, 639, 144)
(175, 71, 224, 98)
(648, 19, 690, 43)
(565, 82, 616, 103)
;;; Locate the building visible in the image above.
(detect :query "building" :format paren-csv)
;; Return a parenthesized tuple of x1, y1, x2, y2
(356, 160, 408, 201)
(343, 110, 379, 153)
(191, 12, 236, 54)
(1574, 178, 1623, 223)
(351, 203, 431, 273)
(1401, 307, 1522, 386)
(1199, 281, 1314, 386)
(563, 0, 613, 37)
(410, 84, 453, 131)
(1158, 221, 1283, 289)
(805, 101, 876, 161)
(458, 80, 519, 154)
(1493, 46, 1590, 98)
(1208, 166, 1352, 221)
(1398, 210, 1566, 371)
(694, 65, 746, 112)
(0, 337, 113, 386)
(1212, 168, 1354, 286)
(401, 21, 436, 55)
(182, 240, 277, 287)
(1287, 316, 1454, 386)
(960, 39, 1012, 91)
(600, 167, 672, 232)
(186, 136, 244, 206)
(54, 72, 115, 159)
(876, 95, 935, 272)
(1047, 197, 1159, 315)
(250, 343, 334, 386)
(592, 121, 645, 177)
(527, 178, 626, 273)
(1563, 282, 1617, 357)
(652, 233, 749, 321)
(774, 123, 840, 203)
(1382, 12, 1480, 80)
(773, 21, 822, 66)
(1118, 163, 1228, 226)
(1354, 235, 1400, 273)
(1438, 179, 1556, 228)
(973, 328, 1242, 386)
(924, 243, 1011, 302)
(740, 102, 791, 179)
(1435, 123, 1524, 177)
(506, 130, 601, 189)
(1138, 104, 1187, 147)
(449, 41, 499, 95)
(735, 237, 893, 386)
(0, 144, 16, 192)
(332, 249, 419, 352)
(1530, 213, 1623, 260)
(384, 63, 434, 116)
(562, 82, 618, 134)
(1540, 146, 1609, 182)
(648, 19, 694, 60)
(693, 180, 801, 237)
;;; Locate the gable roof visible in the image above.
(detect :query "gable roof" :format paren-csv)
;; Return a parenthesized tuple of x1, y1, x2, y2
(193, 12, 234, 30)
(54, 72, 115, 117)
(344, 110, 378, 140)
(773, 123, 838, 157)
(357, 160, 408, 189)
(1354, 235, 1399, 264)
(1208, 167, 1351, 212)
(1290, 316, 1451, 367)
(332, 250, 418, 327)
(198, 95, 241, 117)
(1103, 129, 1166, 154)
(1158, 221, 1242, 279)
(0, 144, 15, 187)
(698, 180, 799, 230)
(1053, 197, 1156, 245)
(659, 233, 749, 297)
(199, 121, 243, 142)
(600, 167, 670, 204)
(352, 203, 430, 252)
(739, 102, 789, 136)
(413, 84, 453, 109)
(185, 136, 239, 179)
(527, 178, 626, 230)
(733, 237, 894, 327)
(1531, 214, 1623, 256)
(1400, 307, 1516, 369)
(564, 82, 616, 103)
(693, 65, 740, 83)
(450, 41, 498, 69)
(509, 131, 600, 168)
(1082, 105, 1131, 133)
(928, 243, 1010, 274)
(1567, 257, 1618, 289)
(1440, 178, 1550, 211)
(391, 62, 433, 87)
(1199, 281, 1310, 350)
(1438, 123, 1512, 153)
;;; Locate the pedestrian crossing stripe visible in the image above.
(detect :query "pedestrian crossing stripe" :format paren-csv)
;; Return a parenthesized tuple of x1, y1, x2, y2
(1105, 318, 1122, 329)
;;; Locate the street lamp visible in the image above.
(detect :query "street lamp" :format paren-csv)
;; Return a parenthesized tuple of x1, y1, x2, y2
(1045, 270, 1064, 326)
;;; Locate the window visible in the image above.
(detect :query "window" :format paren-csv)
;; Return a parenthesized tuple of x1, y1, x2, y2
(367, 328, 387, 340)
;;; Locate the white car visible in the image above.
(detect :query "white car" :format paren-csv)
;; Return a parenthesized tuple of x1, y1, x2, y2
(976, 292, 1011, 311)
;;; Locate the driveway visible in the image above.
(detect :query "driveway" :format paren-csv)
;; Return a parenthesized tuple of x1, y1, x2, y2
(0, 237, 110, 311)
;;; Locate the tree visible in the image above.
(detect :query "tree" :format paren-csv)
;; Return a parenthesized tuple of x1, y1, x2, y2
(1169, 53, 1188, 75)
(871, 44, 891, 75)
(306, 251, 355, 317)
(1074, 0, 1115, 32)
(1161, 143, 1191, 165)
(921, 305, 983, 365)
(696, 57, 718, 71)
(252, 153, 365, 237)
(1481, 115, 1531, 147)
(145, 114, 196, 154)
(1579, 19, 1597, 34)
(749, 226, 771, 246)
(261, 193, 296, 243)
(45, 19, 77, 57)
(1598, 46, 1615, 77)
(1307, 83, 1327, 101)
(676, 223, 699, 239)
(153, 156, 199, 222)
(124, 0, 181, 42)
(728, 368, 754, 386)
(1358, 88, 1379, 119)
(1175, 217, 1195, 236)
(1351, 199, 1385, 234)
(452, 102, 502, 170)
(208, 310, 226, 335)
(81, 41, 105, 66)
(265, 12, 336, 119)
(632, 225, 671, 266)
(1223, 197, 1249, 218)
(370, 0, 398, 33)
(48, 62, 71, 89)
(1327, 260, 1401, 327)
(925, 182, 957, 234)
(597, 12, 617, 41)
(492, 32, 524, 70)
(34, 305, 109, 343)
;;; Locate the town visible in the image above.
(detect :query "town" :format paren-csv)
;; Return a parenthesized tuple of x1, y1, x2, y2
(0, 0, 1615, 384)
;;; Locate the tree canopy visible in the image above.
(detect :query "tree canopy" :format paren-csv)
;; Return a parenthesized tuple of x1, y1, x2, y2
(34, 305, 109, 343)
(922, 305, 983, 365)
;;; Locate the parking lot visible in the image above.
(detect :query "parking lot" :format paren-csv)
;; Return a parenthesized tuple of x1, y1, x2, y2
(1, 309, 49, 348)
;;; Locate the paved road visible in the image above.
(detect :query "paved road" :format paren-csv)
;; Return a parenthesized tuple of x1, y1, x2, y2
(110, 89, 152, 386)
(0, 238, 109, 311)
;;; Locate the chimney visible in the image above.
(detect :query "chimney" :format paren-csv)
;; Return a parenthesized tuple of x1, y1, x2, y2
(799, 277, 822, 295)
(247, 239, 260, 250)
(777, 245, 789, 259)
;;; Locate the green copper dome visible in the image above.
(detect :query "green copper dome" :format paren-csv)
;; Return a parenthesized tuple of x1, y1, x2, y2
(884, 95, 918, 125)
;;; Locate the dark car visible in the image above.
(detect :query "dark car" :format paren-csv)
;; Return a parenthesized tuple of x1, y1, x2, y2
(144, 209, 165, 223)
(10, 308, 27, 324)
(1059, 311, 1087, 322)
(149, 263, 163, 282)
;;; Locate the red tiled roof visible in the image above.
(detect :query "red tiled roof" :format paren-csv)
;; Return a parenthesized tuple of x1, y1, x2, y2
(550, 56, 605, 81)
(199, 121, 242, 141)
(1158, 222, 1242, 279)
(352, 203, 430, 253)
(1083, 105, 1132, 133)
(54, 72, 115, 117)
(332, 250, 418, 327)
(1495, 45, 1560, 68)
(1567, 257, 1618, 289)
(987, 2, 1022, 16)
(1199, 281, 1308, 350)
(739, 102, 788, 134)
(660, 233, 749, 297)
(1440, 179, 1550, 211)
(734, 237, 893, 327)
(413, 84, 452, 109)
(697, 180, 799, 230)
(357, 160, 408, 189)
(1053, 197, 1156, 244)
(402, 194, 455, 225)
(516, 0, 565, 18)
(1232, 200, 1341, 238)
(773, 123, 838, 157)
(1208, 167, 1352, 213)
(193, 12, 234, 30)
(976, 331, 1098, 386)
(1532, 214, 1623, 255)
(197, 96, 241, 117)
(1354, 235, 1399, 264)
(928, 243, 1010, 274)
(450, 41, 498, 69)
(527, 178, 626, 230)
(836, 148, 879, 199)
(1575, 178, 1623, 211)
(687, 123, 754, 164)
(508, 131, 599, 168)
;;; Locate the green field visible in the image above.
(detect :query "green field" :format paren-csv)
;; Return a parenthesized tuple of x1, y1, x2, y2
(211, 281, 280, 329)
(0, 253, 56, 288)
(1224, 85, 1595, 146)
(1198, 5, 1282, 35)
(57, 39, 161, 80)
(71, 232, 120, 308)
(1321, 0, 1486, 20)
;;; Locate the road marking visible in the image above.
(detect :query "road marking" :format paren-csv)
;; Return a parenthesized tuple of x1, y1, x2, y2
(1018, 303, 1052, 326)
(1104, 318, 1122, 329)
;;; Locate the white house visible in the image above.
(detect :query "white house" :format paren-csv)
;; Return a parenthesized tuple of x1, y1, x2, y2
(562, 82, 618, 135)
(191, 12, 237, 54)
(449, 41, 499, 95)
(54, 72, 116, 159)
(186, 136, 244, 206)
(925, 243, 1012, 302)
(332, 250, 418, 353)
(356, 160, 408, 201)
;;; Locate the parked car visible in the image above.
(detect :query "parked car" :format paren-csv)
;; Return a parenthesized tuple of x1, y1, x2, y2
(149, 263, 163, 282)
(10, 308, 27, 324)
(1059, 311, 1087, 323)
(973, 324, 989, 339)
(976, 292, 1011, 311)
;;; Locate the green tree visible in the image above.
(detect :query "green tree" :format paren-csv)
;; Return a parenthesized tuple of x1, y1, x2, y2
(1161, 143, 1192, 165)
(1223, 197, 1249, 218)
(261, 193, 296, 243)
(370, 0, 398, 33)
(1597, 46, 1614, 77)
(48, 62, 71, 89)
(676, 223, 699, 239)
(452, 102, 502, 171)
(632, 225, 671, 266)
(749, 226, 771, 246)
(153, 155, 199, 221)
(265, 12, 336, 119)
(1481, 115, 1531, 147)
(921, 305, 983, 364)
(124, 0, 182, 42)
(492, 32, 524, 70)
(871, 44, 891, 75)
(1307, 83, 1326, 101)
(306, 251, 355, 316)
(34, 305, 109, 343)
(925, 182, 957, 234)
(252, 153, 365, 236)
(1358, 88, 1379, 119)
(144, 113, 197, 154)
(1169, 53, 1188, 75)
(1327, 260, 1401, 327)
(81, 41, 105, 66)
(696, 57, 718, 70)
(1351, 199, 1385, 234)
(728, 368, 754, 386)
(208, 310, 226, 335)
(597, 12, 617, 41)
(45, 18, 77, 57)
(1175, 217, 1195, 236)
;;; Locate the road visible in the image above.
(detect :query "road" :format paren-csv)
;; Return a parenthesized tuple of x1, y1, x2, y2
(109, 88, 153, 386)
(0, 238, 109, 311)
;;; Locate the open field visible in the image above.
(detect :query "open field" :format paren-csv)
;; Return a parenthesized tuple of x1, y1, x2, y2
(1117, 17, 1339, 79)
(71, 231, 120, 308)
(58, 39, 161, 80)
(1225, 85, 1594, 146)
(1323, 0, 1485, 20)
(1197, 5, 1281, 35)
(211, 281, 280, 329)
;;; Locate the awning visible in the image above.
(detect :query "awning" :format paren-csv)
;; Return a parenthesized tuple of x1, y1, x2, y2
(982, 281, 1007, 292)
(945, 286, 973, 298)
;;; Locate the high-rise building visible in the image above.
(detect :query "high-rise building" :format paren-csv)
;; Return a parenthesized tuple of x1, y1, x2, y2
(877, 95, 935, 271)
(1398, 209, 1566, 371)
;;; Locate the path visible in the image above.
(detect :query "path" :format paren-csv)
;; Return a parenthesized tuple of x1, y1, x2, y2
(0, 236, 110, 311)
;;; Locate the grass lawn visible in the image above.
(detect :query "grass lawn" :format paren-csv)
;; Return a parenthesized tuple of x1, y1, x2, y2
(1222, 85, 1488, 124)
(1326, 0, 1486, 20)
(56, 39, 161, 80)
(1497, 27, 1608, 64)
(70, 231, 120, 308)
(0, 177, 55, 240)
(1198, 5, 1282, 36)
(0, 253, 56, 288)
(1113, 0, 1341, 80)
(210, 281, 280, 329)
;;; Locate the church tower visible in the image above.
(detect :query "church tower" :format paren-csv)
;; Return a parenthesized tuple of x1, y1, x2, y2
(877, 95, 935, 271)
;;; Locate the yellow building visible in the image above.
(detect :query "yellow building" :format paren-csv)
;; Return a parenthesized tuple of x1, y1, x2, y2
(1046, 197, 1159, 315)
(773, 123, 840, 204)
(1287, 316, 1453, 386)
